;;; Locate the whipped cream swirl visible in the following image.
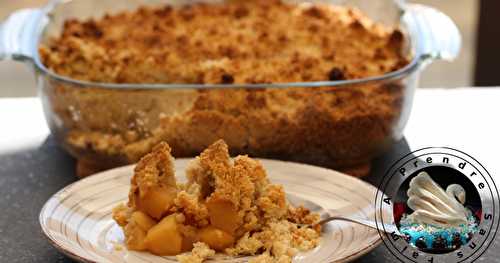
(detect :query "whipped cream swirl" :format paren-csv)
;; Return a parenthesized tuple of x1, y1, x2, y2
(407, 172, 468, 226)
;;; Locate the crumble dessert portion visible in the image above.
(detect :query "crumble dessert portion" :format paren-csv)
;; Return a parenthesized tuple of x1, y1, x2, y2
(112, 140, 322, 262)
(39, 0, 409, 178)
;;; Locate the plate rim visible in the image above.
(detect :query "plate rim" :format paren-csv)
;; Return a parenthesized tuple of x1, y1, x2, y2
(39, 158, 389, 263)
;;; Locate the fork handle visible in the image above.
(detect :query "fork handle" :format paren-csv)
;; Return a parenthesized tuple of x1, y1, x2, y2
(319, 215, 402, 237)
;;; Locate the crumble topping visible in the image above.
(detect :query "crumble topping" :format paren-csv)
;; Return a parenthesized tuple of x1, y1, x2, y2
(39, 0, 409, 178)
(39, 0, 406, 84)
(112, 140, 322, 262)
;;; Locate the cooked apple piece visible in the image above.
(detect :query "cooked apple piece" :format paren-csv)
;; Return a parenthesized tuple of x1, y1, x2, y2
(181, 234, 196, 252)
(206, 199, 239, 235)
(128, 225, 148, 251)
(143, 185, 178, 219)
(179, 224, 200, 252)
(134, 192, 147, 214)
(183, 214, 199, 227)
(132, 211, 157, 232)
(144, 214, 182, 255)
(197, 225, 235, 251)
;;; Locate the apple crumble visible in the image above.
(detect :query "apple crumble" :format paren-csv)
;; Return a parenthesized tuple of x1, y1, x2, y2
(39, 0, 409, 177)
(39, 0, 406, 84)
(112, 140, 322, 262)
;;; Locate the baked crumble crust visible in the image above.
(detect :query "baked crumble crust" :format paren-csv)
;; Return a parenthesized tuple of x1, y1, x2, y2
(39, 0, 406, 85)
(113, 140, 322, 262)
(40, 0, 408, 178)
(129, 142, 178, 200)
(176, 242, 215, 263)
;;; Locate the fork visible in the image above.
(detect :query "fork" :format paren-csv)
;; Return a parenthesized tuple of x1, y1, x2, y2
(297, 215, 403, 237)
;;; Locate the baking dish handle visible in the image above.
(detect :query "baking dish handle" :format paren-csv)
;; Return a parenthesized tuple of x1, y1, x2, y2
(407, 4, 461, 65)
(0, 8, 42, 66)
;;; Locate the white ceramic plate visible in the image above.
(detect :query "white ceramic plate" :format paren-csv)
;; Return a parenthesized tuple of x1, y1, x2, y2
(40, 159, 391, 263)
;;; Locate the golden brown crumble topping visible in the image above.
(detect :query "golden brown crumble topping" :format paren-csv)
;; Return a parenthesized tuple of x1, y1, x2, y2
(112, 140, 322, 262)
(39, 0, 406, 84)
(40, 0, 409, 178)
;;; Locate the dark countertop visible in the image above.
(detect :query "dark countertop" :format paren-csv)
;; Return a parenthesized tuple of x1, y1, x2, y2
(0, 137, 77, 262)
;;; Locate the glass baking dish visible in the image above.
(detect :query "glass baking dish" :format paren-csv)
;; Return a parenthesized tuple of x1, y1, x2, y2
(0, 0, 460, 177)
